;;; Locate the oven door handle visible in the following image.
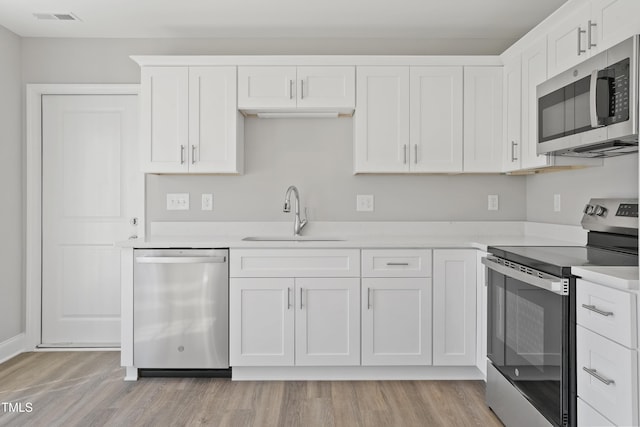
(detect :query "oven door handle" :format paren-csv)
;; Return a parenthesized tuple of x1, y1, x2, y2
(482, 256, 569, 296)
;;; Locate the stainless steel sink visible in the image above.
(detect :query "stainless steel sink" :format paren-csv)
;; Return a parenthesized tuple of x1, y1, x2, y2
(242, 236, 345, 242)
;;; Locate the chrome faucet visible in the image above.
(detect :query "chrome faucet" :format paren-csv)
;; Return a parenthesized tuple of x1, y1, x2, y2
(283, 185, 307, 236)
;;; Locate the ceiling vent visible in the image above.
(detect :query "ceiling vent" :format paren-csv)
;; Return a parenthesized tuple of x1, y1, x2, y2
(33, 13, 81, 21)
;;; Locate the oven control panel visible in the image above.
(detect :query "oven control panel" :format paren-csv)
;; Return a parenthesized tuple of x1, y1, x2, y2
(582, 198, 639, 234)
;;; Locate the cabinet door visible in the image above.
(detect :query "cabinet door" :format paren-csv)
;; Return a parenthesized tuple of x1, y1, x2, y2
(409, 67, 463, 172)
(354, 66, 410, 173)
(577, 325, 638, 427)
(592, 0, 640, 52)
(189, 67, 243, 174)
(296, 66, 355, 111)
(547, 2, 591, 77)
(229, 278, 294, 366)
(237, 66, 297, 110)
(502, 57, 522, 172)
(140, 67, 189, 173)
(362, 278, 432, 366)
(433, 249, 477, 366)
(295, 278, 360, 366)
(520, 39, 550, 170)
(463, 67, 503, 172)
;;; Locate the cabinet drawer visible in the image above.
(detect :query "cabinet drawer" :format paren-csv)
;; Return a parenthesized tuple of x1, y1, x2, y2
(577, 325, 638, 427)
(577, 398, 614, 427)
(362, 249, 432, 277)
(577, 279, 637, 348)
(230, 249, 360, 277)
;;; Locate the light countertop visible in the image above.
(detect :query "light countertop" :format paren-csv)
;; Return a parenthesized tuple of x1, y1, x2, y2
(572, 266, 639, 290)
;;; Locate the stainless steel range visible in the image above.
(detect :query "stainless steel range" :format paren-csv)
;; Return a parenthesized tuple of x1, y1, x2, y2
(483, 198, 638, 427)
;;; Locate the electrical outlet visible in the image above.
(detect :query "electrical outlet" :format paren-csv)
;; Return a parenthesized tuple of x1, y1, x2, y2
(356, 195, 374, 212)
(202, 193, 213, 211)
(554, 194, 561, 212)
(166, 193, 189, 211)
(488, 195, 499, 211)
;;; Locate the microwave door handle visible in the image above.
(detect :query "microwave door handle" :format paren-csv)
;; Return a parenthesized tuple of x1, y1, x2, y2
(589, 69, 601, 128)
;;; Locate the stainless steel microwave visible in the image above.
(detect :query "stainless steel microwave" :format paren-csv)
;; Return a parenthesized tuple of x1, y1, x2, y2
(537, 35, 639, 157)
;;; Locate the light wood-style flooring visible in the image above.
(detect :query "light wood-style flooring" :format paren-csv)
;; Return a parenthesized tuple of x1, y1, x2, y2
(0, 352, 502, 427)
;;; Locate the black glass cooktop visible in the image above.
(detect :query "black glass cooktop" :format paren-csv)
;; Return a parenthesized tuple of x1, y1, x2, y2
(488, 245, 639, 277)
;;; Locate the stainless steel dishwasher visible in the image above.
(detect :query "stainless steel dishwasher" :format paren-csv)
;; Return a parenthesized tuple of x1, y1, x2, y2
(134, 249, 229, 369)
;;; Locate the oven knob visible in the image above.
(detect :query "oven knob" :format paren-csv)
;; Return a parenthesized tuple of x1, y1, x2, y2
(583, 204, 595, 215)
(595, 205, 607, 216)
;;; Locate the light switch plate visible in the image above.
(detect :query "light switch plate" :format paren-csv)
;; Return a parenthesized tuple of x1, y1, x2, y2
(488, 195, 499, 211)
(357, 195, 374, 212)
(167, 193, 189, 211)
(202, 194, 213, 211)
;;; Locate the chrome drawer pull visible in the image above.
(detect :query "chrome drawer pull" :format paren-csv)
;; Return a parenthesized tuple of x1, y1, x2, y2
(386, 262, 410, 266)
(583, 367, 615, 386)
(581, 304, 614, 317)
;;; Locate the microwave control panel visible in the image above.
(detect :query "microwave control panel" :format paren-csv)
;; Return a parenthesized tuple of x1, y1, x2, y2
(601, 57, 630, 124)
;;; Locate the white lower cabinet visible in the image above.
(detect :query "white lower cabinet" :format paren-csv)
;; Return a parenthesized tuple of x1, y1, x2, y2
(229, 278, 295, 366)
(229, 249, 361, 367)
(230, 277, 360, 367)
(295, 278, 360, 366)
(361, 278, 432, 365)
(432, 249, 477, 366)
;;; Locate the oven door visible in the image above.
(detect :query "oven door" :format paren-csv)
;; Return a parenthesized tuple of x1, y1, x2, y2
(484, 256, 572, 427)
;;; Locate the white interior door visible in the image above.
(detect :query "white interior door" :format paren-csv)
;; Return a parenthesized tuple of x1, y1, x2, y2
(42, 94, 140, 347)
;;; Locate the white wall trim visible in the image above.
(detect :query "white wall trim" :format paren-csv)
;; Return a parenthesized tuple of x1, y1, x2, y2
(0, 333, 26, 364)
(25, 84, 141, 350)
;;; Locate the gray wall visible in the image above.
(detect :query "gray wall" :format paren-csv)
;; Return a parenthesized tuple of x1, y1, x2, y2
(526, 155, 639, 225)
(147, 119, 527, 222)
(0, 26, 23, 342)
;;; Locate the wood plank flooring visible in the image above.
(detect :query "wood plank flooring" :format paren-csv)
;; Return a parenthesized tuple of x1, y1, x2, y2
(0, 352, 502, 427)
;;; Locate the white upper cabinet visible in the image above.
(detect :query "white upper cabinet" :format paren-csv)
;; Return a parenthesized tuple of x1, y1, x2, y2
(463, 67, 503, 173)
(548, 0, 640, 77)
(354, 66, 410, 173)
(238, 66, 355, 113)
(140, 66, 243, 174)
(591, 0, 640, 53)
(520, 39, 551, 170)
(410, 67, 463, 172)
(238, 66, 297, 110)
(140, 67, 189, 173)
(502, 57, 522, 172)
(547, 1, 592, 77)
(188, 67, 243, 174)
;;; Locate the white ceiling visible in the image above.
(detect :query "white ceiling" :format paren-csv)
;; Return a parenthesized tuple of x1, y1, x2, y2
(0, 0, 567, 40)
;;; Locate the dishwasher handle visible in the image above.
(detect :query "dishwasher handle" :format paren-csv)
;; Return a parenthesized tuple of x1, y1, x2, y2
(136, 256, 226, 264)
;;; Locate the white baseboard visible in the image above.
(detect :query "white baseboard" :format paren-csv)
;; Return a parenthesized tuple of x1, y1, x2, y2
(0, 333, 25, 364)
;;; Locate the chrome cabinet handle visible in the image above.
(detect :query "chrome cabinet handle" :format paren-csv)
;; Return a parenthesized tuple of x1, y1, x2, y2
(581, 304, 613, 317)
(403, 145, 407, 164)
(180, 145, 185, 164)
(300, 288, 303, 309)
(511, 141, 518, 162)
(289, 80, 294, 99)
(287, 287, 292, 310)
(583, 367, 615, 385)
(387, 262, 410, 266)
(300, 79, 304, 99)
(191, 145, 196, 164)
(588, 20, 597, 49)
(578, 27, 587, 55)
(367, 288, 372, 310)
(414, 144, 418, 164)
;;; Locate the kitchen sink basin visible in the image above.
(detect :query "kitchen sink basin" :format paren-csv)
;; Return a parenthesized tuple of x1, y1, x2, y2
(242, 236, 345, 242)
